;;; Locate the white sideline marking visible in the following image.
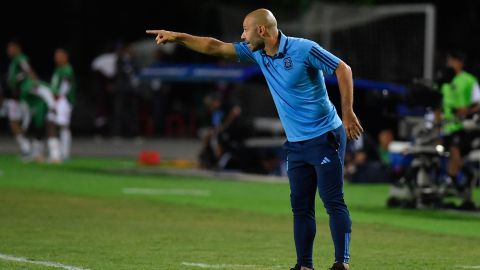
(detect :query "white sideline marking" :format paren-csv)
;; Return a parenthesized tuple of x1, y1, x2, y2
(0, 253, 89, 270)
(123, 187, 211, 197)
(181, 262, 284, 269)
(181, 262, 258, 268)
(456, 266, 480, 269)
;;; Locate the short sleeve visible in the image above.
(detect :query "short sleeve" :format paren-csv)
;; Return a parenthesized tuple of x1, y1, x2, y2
(472, 82, 480, 103)
(233, 42, 257, 64)
(306, 43, 341, 75)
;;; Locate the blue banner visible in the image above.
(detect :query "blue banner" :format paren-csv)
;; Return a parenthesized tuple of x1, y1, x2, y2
(140, 64, 407, 94)
(140, 64, 260, 82)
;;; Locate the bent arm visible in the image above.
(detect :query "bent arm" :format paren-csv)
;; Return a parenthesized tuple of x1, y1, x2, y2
(31, 85, 55, 110)
(335, 61, 354, 116)
(335, 60, 363, 140)
(218, 105, 242, 133)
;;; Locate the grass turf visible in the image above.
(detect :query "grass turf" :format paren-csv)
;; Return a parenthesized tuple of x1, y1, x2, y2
(0, 154, 479, 269)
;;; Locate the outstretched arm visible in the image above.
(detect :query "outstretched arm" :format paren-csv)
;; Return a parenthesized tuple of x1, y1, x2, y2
(146, 30, 236, 60)
(335, 61, 363, 140)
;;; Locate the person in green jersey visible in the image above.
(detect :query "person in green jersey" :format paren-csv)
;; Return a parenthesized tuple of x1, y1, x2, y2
(19, 78, 61, 162)
(440, 51, 480, 207)
(6, 40, 61, 162)
(51, 48, 76, 160)
(6, 40, 38, 156)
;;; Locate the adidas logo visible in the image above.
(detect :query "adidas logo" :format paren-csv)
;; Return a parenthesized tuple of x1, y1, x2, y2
(321, 157, 331, 165)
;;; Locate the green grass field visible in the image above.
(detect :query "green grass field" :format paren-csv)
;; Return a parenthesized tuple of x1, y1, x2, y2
(0, 154, 479, 270)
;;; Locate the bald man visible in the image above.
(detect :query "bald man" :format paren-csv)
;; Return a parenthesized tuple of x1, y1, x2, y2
(148, 8, 362, 270)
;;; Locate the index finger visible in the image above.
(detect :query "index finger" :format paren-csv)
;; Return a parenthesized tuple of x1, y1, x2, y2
(146, 30, 161, 35)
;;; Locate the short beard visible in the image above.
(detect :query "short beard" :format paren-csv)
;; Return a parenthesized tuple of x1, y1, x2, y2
(248, 40, 265, 52)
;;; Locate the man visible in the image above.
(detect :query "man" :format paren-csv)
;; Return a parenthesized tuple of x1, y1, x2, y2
(199, 91, 244, 170)
(6, 40, 37, 156)
(6, 40, 60, 162)
(111, 44, 139, 138)
(51, 48, 76, 160)
(91, 46, 118, 138)
(147, 8, 363, 270)
(440, 51, 480, 207)
(19, 78, 61, 162)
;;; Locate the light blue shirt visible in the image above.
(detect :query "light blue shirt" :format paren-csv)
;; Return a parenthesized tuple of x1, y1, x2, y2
(234, 31, 343, 142)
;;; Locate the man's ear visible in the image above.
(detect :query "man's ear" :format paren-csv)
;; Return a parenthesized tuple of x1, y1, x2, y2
(257, 25, 265, 36)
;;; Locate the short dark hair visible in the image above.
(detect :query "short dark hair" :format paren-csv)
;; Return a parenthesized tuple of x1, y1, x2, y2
(7, 38, 22, 47)
(447, 50, 466, 63)
(55, 47, 69, 55)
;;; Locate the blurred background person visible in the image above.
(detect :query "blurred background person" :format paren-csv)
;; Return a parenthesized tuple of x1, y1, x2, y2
(91, 45, 117, 139)
(439, 51, 480, 206)
(345, 129, 394, 183)
(378, 129, 394, 166)
(6, 41, 61, 162)
(111, 43, 140, 139)
(198, 90, 245, 170)
(6, 40, 37, 157)
(23, 79, 60, 162)
(51, 48, 76, 160)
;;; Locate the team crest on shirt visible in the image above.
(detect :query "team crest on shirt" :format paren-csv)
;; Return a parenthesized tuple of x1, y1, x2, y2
(283, 57, 293, 70)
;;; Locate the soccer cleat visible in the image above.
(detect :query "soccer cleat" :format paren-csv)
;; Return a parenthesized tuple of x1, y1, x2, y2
(290, 264, 314, 270)
(329, 262, 349, 270)
(290, 264, 301, 270)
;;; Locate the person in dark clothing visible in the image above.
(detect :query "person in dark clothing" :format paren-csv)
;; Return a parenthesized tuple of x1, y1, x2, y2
(199, 91, 245, 169)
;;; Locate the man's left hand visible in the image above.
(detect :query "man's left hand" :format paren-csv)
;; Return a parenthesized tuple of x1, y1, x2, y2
(343, 110, 363, 140)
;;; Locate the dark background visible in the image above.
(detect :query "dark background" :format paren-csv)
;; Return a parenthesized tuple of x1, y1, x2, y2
(1, 0, 480, 78)
(1, 0, 479, 137)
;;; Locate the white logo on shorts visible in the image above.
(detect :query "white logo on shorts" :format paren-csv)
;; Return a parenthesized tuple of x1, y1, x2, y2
(321, 157, 331, 165)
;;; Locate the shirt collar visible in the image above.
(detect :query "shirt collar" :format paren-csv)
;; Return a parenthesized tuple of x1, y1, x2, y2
(261, 30, 288, 58)
(278, 31, 288, 56)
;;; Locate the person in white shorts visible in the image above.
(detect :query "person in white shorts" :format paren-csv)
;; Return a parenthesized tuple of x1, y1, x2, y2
(6, 40, 37, 157)
(51, 48, 76, 160)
